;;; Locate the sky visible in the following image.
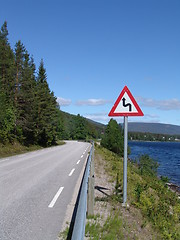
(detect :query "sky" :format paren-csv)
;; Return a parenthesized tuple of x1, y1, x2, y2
(1, 0, 180, 126)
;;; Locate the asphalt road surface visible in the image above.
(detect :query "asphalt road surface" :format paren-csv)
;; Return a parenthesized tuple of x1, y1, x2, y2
(0, 141, 91, 240)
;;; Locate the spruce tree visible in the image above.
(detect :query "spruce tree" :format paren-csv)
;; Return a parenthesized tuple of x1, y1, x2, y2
(0, 22, 60, 145)
(14, 40, 26, 141)
(0, 21, 16, 143)
(0, 21, 15, 103)
(35, 59, 58, 146)
(14, 41, 25, 105)
(20, 51, 37, 144)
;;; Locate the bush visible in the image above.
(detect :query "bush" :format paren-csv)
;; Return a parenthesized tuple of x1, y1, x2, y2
(137, 154, 159, 176)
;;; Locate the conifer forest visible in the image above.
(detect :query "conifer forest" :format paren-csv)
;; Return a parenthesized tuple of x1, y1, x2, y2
(0, 21, 103, 147)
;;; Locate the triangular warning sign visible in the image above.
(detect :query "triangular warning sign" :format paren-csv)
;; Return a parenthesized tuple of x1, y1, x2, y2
(108, 86, 144, 117)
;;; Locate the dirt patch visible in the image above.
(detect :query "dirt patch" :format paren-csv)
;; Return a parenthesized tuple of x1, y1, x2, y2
(94, 151, 114, 220)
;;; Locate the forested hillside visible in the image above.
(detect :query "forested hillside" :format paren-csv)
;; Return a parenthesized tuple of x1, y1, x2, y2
(128, 122, 180, 135)
(57, 111, 104, 141)
(0, 21, 104, 147)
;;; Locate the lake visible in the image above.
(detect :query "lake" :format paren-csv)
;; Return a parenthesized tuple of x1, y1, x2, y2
(128, 141, 180, 186)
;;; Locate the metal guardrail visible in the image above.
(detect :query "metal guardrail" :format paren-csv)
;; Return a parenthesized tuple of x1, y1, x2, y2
(71, 143, 94, 240)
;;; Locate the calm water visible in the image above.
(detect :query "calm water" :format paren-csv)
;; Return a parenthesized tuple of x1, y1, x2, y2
(128, 141, 180, 186)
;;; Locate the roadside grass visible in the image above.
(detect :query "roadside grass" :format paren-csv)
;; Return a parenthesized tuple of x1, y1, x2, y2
(86, 213, 124, 240)
(56, 140, 66, 146)
(86, 145, 180, 240)
(0, 141, 42, 158)
(59, 226, 69, 240)
(0, 140, 65, 159)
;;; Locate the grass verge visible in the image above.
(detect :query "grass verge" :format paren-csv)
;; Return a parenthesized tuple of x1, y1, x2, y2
(0, 140, 65, 159)
(85, 145, 180, 240)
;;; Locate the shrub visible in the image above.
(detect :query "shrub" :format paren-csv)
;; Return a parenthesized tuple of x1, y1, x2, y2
(137, 154, 159, 176)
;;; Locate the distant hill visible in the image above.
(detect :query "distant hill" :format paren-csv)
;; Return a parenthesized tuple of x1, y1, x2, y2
(127, 122, 180, 135)
(60, 111, 180, 137)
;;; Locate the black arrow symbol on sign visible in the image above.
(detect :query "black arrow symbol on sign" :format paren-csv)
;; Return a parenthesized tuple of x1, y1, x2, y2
(122, 97, 132, 111)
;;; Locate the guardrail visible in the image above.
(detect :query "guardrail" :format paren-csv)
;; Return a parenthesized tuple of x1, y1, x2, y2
(71, 142, 94, 240)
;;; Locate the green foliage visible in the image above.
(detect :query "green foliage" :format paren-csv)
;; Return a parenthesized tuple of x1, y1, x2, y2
(59, 226, 69, 240)
(85, 214, 124, 240)
(0, 22, 59, 146)
(0, 21, 15, 103)
(136, 154, 159, 176)
(114, 173, 122, 201)
(0, 106, 16, 143)
(134, 183, 148, 202)
(0, 141, 42, 158)
(101, 119, 124, 156)
(35, 60, 58, 146)
(96, 146, 180, 240)
(57, 111, 103, 141)
(69, 114, 87, 140)
(0, 22, 104, 147)
(160, 176, 170, 184)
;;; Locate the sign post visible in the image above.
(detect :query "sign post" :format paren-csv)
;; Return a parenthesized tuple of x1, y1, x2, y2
(108, 86, 143, 206)
(123, 116, 128, 205)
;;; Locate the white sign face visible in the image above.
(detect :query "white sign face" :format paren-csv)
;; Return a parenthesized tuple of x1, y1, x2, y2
(114, 92, 138, 114)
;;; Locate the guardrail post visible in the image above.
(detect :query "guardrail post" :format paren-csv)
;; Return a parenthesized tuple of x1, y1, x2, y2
(87, 143, 94, 216)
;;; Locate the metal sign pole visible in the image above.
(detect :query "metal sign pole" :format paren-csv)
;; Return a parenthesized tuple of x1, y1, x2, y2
(108, 86, 143, 206)
(123, 116, 128, 206)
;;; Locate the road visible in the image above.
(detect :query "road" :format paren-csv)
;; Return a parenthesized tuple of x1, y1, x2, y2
(0, 141, 91, 240)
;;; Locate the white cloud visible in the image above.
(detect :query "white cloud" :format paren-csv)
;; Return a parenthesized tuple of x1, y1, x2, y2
(57, 97, 71, 106)
(76, 99, 112, 106)
(137, 96, 180, 111)
(158, 99, 180, 110)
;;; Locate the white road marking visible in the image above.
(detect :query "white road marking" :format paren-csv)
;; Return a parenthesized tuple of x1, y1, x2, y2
(69, 168, 75, 176)
(81, 155, 83, 158)
(76, 160, 80, 165)
(48, 186, 64, 208)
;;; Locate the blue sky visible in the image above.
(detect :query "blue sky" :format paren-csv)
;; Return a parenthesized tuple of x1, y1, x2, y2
(1, 0, 180, 125)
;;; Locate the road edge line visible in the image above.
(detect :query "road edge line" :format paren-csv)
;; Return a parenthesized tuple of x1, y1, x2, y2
(60, 145, 90, 235)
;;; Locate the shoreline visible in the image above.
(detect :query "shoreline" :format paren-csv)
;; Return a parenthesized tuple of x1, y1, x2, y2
(129, 139, 180, 143)
(128, 157, 180, 198)
(166, 182, 180, 198)
(128, 141, 180, 198)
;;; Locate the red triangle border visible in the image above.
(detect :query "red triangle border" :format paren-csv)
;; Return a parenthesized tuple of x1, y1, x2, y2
(108, 86, 144, 117)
